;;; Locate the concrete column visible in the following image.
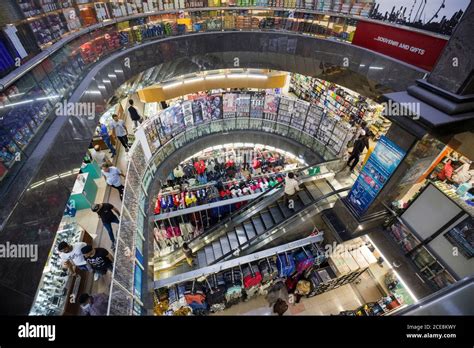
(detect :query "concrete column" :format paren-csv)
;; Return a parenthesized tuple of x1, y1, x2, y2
(427, 1, 474, 95)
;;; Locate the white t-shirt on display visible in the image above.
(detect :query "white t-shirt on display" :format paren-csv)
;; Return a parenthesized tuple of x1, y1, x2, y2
(59, 242, 87, 266)
(102, 166, 122, 187)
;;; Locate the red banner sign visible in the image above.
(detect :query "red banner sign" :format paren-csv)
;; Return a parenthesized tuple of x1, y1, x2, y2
(352, 21, 448, 71)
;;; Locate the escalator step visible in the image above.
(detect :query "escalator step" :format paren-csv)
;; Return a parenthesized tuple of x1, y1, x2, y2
(304, 181, 324, 201)
(298, 189, 313, 206)
(260, 210, 275, 229)
(293, 196, 304, 211)
(277, 200, 293, 218)
(235, 225, 248, 245)
(269, 205, 284, 223)
(212, 240, 223, 261)
(219, 235, 231, 256)
(251, 216, 266, 235)
(204, 245, 215, 264)
(197, 250, 207, 268)
(315, 180, 333, 195)
(243, 222, 257, 240)
(227, 230, 240, 250)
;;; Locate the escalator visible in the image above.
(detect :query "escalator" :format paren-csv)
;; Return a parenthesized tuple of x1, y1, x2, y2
(196, 179, 349, 268)
(154, 159, 348, 278)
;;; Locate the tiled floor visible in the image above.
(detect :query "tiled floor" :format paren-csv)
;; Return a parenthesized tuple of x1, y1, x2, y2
(213, 282, 374, 316)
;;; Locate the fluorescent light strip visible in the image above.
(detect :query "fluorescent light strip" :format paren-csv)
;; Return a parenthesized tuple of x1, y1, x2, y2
(163, 81, 183, 89)
(247, 74, 268, 79)
(366, 235, 418, 303)
(205, 75, 222, 80)
(184, 77, 204, 84)
(369, 66, 384, 70)
(227, 74, 247, 78)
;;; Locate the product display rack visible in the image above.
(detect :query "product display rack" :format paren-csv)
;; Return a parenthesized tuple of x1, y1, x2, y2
(30, 217, 91, 316)
(387, 217, 457, 291)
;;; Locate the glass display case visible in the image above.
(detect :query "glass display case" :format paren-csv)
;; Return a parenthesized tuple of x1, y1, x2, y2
(30, 217, 91, 316)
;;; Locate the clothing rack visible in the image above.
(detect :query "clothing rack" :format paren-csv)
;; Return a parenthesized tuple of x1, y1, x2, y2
(154, 234, 324, 289)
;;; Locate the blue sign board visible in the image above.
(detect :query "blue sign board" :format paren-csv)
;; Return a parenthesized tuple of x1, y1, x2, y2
(347, 136, 406, 216)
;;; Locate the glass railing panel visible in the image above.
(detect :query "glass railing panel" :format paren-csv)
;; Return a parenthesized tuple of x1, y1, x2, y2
(108, 281, 133, 315)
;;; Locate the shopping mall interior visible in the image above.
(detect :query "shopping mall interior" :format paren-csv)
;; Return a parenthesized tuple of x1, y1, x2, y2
(0, 0, 472, 320)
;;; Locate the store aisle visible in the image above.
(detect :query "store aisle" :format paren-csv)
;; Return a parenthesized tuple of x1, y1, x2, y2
(213, 283, 365, 316)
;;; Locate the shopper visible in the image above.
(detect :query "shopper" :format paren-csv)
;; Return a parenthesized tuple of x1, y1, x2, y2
(284, 172, 300, 210)
(78, 293, 109, 316)
(89, 145, 111, 165)
(266, 279, 289, 316)
(58, 241, 92, 276)
(182, 243, 195, 267)
(92, 203, 120, 249)
(110, 114, 130, 152)
(97, 124, 116, 158)
(81, 245, 114, 281)
(101, 163, 125, 200)
(128, 99, 143, 129)
(347, 134, 369, 172)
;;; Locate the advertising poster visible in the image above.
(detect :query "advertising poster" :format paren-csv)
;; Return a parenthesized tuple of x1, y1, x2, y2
(223, 93, 237, 118)
(208, 94, 223, 120)
(263, 93, 279, 120)
(197, 97, 212, 122)
(347, 136, 406, 216)
(192, 99, 203, 124)
(159, 104, 185, 137)
(351, 20, 447, 71)
(182, 100, 194, 127)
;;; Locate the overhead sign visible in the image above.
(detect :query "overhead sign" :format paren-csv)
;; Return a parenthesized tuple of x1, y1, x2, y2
(351, 21, 448, 71)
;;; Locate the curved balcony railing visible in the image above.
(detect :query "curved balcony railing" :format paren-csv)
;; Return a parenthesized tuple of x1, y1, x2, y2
(108, 112, 344, 314)
(0, 5, 442, 196)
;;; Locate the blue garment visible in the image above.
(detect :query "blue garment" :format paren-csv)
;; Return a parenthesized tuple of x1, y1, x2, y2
(99, 125, 116, 156)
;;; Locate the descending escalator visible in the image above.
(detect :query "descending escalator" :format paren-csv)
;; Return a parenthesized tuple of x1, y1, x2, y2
(196, 179, 348, 268)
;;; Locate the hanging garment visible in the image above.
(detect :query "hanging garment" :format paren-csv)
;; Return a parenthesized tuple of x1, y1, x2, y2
(243, 264, 263, 289)
(258, 258, 278, 283)
(194, 160, 206, 175)
(173, 165, 185, 178)
(294, 248, 315, 274)
(185, 192, 197, 207)
(277, 253, 296, 278)
(154, 198, 161, 214)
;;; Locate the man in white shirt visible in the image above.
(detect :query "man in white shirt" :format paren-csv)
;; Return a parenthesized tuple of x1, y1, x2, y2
(58, 241, 92, 275)
(284, 172, 300, 211)
(89, 145, 111, 166)
(110, 114, 130, 152)
(101, 163, 125, 200)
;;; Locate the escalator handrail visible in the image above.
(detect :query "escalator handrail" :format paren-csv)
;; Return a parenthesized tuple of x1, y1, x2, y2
(209, 186, 351, 265)
(156, 158, 344, 264)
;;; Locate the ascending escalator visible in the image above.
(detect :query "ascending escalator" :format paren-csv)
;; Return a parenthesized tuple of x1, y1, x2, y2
(196, 179, 348, 268)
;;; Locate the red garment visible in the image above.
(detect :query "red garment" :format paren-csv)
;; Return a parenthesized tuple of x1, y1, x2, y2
(225, 160, 234, 169)
(438, 161, 453, 181)
(194, 160, 206, 175)
(154, 197, 161, 214)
